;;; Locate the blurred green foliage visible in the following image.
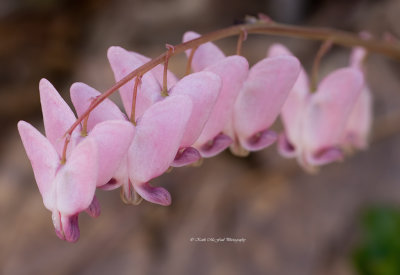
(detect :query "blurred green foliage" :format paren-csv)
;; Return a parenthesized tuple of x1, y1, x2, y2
(353, 206, 400, 275)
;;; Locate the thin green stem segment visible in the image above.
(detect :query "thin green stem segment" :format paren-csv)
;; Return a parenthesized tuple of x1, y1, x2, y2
(61, 19, 400, 161)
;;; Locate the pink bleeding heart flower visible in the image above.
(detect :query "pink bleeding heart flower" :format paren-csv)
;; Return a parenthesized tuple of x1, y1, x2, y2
(183, 31, 249, 157)
(230, 54, 301, 156)
(40, 79, 134, 190)
(126, 94, 193, 205)
(168, 71, 222, 166)
(18, 79, 134, 241)
(70, 82, 135, 190)
(271, 44, 364, 172)
(341, 47, 372, 151)
(18, 121, 98, 242)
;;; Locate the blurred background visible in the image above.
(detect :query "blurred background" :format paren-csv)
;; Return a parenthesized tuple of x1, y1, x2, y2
(1, 0, 400, 274)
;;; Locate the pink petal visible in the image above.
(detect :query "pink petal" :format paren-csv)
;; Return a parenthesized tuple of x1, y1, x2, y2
(39, 78, 80, 156)
(85, 195, 101, 218)
(342, 48, 372, 150)
(194, 56, 249, 148)
(52, 211, 81, 243)
(306, 147, 344, 166)
(267, 43, 309, 97)
(350, 47, 367, 70)
(18, 121, 59, 210)
(183, 31, 226, 72)
(171, 147, 201, 167)
(342, 86, 372, 150)
(277, 132, 297, 158)
(88, 120, 135, 187)
(55, 137, 98, 216)
(70, 82, 126, 131)
(128, 95, 192, 184)
(197, 133, 233, 158)
(302, 68, 364, 157)
(169, 71, 221, 147)
(233, 56, 300, 151)
(107, 46, 162, 118)
(268, 44, 310, 149)
(60, 214, 80, 243)
(241, 129, 278, 152)
(134, 182, 171, 206)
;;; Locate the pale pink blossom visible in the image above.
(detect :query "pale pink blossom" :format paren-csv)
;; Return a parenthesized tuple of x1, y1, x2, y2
(18, 79, 134, 241)
(183, 32, 249, 157)
(272, 44, 364, 171)
(230, 55, 300, 156)
(127, 95, 193, 205)
(18, 121, 98, 242)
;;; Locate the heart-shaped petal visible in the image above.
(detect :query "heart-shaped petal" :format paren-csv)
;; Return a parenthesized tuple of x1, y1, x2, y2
(169, 71, 221, 147)
(18, 121, 59, 210)
(128, 94, 192, 184)
(302, 68, 364, 156)
(39, 78, 80, 156)
(233, 56, 300, 151)
(194, 56, 249, 150)
(55, 137, 98, 216)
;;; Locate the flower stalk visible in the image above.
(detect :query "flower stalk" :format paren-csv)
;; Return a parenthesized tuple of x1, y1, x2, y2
(62, 17, 400, 160)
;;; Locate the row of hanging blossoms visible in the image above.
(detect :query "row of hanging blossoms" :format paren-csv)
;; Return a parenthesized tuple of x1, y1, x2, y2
(17, 15, 400, 242)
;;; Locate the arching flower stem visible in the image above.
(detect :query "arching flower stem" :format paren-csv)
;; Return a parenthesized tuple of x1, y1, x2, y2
(61, 17, 400, 162)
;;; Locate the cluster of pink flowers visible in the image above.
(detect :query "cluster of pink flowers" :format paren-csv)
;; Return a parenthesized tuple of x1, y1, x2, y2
(18, 31, 371, 242)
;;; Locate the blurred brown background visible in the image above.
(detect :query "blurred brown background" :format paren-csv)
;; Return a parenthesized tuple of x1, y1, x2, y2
(1, 0, 400, 274)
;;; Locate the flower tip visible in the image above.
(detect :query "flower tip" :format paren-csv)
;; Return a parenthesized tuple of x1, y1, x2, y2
(63, 215, 80, 243)
(107, 46, 126, 60)
(198, 133, 233, 158)
(277, 132, 297, 158)
(183, 31, 200, 42)
(267, 43, 293, 57)
(310, 147, 344, 166)
(135, 183, 172, 206)
(172, 147, 201, 167)
(39, 78, 51, 89)
(70, 81, 86, 92)
(85, 196, 101, 218)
